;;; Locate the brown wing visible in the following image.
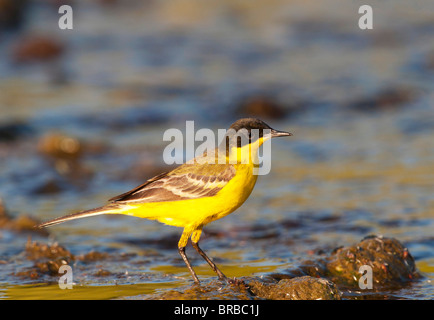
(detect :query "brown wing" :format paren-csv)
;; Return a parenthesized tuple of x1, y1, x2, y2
(109, 164, 236, 204)
(108, 172, 169, 202)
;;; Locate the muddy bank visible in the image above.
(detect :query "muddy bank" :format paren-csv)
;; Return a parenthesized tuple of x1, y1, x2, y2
(13, 240, 111, 281)
(2, 190, 422, 300)
(130, 236, 420, 299)
(0, 191, 425, 299)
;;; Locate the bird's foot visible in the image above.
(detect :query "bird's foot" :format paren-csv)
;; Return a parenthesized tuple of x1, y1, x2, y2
(226, 277, 247, 287)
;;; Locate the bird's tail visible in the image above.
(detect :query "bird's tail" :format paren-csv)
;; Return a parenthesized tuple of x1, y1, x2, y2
(36, 204, 121, 228)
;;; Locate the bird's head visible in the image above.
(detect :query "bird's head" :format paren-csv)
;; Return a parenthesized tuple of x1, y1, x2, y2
(220, 118, 292, 164)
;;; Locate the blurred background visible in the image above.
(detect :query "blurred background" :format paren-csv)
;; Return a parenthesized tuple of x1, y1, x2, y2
(0, 0, 433, 299)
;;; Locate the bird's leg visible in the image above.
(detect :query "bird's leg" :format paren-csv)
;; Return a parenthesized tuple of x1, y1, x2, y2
(191, 229, 228, 282)
(191, 241, 228, 282)
(178, 228, 200, 284)
(178, 246, 200, 284)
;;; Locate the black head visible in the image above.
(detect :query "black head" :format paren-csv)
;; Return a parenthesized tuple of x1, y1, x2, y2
(229, 118, 272, 132)
(222, 118, 292, 149)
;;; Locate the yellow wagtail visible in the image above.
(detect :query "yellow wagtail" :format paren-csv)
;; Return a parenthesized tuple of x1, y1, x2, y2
(37, 118, 292, 283)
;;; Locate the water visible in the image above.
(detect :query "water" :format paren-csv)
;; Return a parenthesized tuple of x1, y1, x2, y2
(0, 0, 433, 300)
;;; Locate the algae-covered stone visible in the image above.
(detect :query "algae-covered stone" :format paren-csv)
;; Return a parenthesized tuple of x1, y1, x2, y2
(24, 240, 74, 261)
(37, 132, 82, 160)
(13, 240, 75, 279)
(15, 240, 112, 279)
(147, 280, 254, 300)
(0, 198, 48, 235)
(248, 276, 341, 300)
(325, 235, 419, 288)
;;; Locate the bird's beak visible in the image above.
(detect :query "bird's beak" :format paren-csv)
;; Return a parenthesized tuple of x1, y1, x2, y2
(270, 129, 292, 138)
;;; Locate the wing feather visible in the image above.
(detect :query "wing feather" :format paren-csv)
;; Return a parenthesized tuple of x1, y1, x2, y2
(109, 164, 236, 204)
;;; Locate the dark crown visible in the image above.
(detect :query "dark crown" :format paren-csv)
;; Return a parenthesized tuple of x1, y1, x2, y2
(229, 118, 272, 132)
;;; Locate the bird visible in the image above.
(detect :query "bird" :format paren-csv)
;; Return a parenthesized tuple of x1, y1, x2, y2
(36, 118, 292, 284)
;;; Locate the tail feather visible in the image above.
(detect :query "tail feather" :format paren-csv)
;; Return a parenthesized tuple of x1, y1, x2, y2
(36, 205, 119, 228)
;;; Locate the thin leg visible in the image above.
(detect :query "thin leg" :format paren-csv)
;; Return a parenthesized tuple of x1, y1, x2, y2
(191, 241, 228, 282)
(178, 246, 200, 284)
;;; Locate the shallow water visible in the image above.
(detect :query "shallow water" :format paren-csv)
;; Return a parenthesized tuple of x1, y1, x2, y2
(0, 0, 433, 300)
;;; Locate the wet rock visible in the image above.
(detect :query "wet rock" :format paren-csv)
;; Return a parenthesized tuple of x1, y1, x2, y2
(0, 198, 48, 235)
(11, 35, 64, 64)
(76, 251, 109, 262)
(24, 240, 74, 261)
(235, 95, 298, 119)
(31, 260, 68, 278)
(15, 239, 117, 279)
(348, 87, 415, 112)
(31, 178, 65, 195)
(146, 280, 253, 300)
(0, 121, 33, 142)
(38, 132, 83, 160)
(37, 132, 95, 184)
(248, 276, 341, 300)
(0, 0, 28, 31)
(325, 235, 419, 288)
(94, 269, 112, 277)
(3, 215, 49, 235)
(148, 276, 341, 300)
(269, 235, 420, 298)
(81, 106, 168, 130)
(272, 260, 327, 279)
(15, 240, 75, 279)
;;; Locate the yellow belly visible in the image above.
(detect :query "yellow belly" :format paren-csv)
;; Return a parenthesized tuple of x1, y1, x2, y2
(122, 163, 258, 229)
